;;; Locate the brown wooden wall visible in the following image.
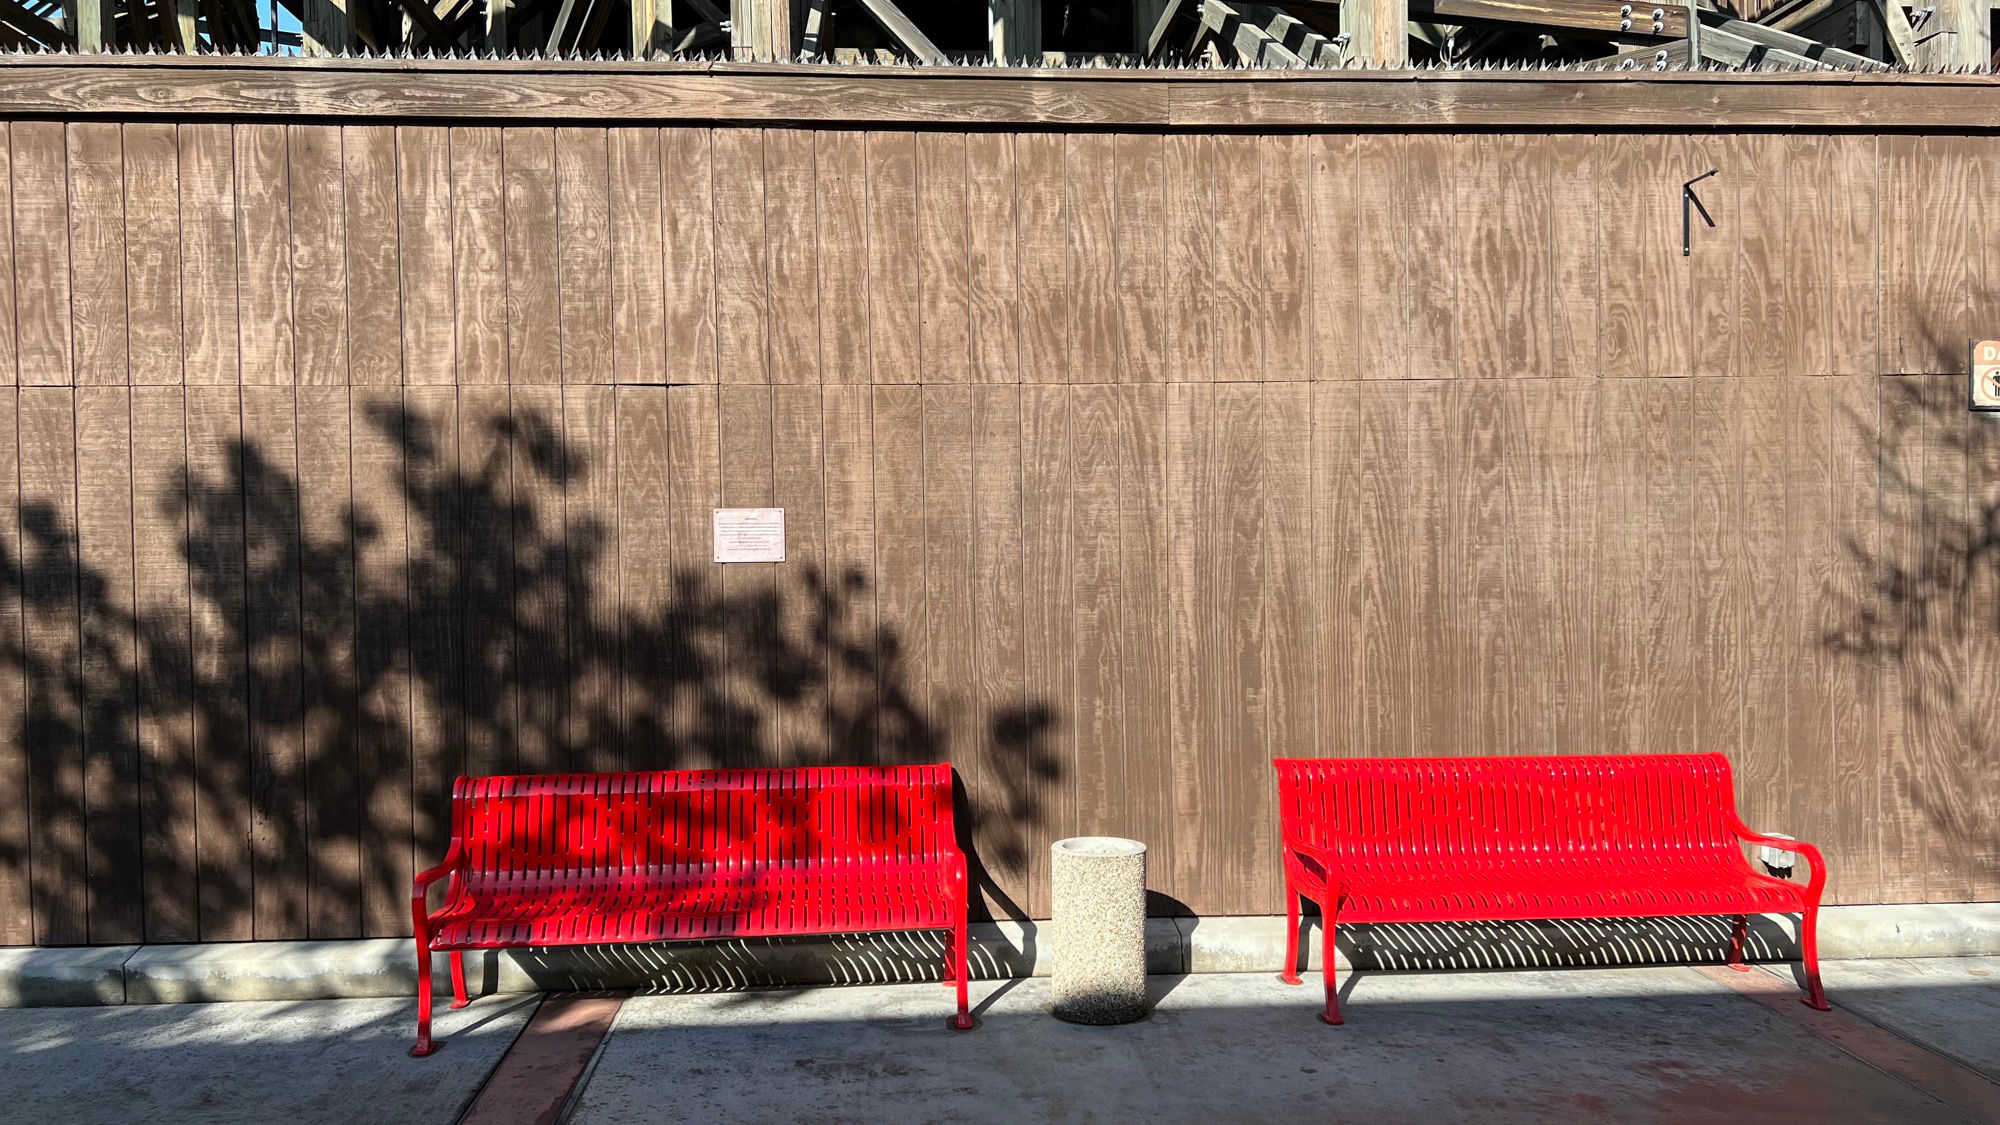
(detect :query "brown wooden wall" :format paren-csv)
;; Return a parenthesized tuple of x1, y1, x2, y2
(3, 119, 1999, 946)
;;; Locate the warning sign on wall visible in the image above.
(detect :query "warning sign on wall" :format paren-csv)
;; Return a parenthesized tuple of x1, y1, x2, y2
(713, 508, 786, 564)
(1973, 341, 2000, 412)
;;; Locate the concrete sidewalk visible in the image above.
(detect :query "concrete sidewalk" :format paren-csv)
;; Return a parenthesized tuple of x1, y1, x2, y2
(0, 958, 1995, 1124)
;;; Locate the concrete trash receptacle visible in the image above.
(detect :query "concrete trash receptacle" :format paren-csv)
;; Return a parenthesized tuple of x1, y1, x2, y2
(1049, 836, 1148, 1025)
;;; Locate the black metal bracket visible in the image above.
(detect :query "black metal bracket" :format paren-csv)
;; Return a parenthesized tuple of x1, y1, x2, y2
(1683, 169, 1718, 257)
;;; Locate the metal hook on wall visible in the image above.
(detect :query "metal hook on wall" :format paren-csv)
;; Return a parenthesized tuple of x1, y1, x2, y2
(1683, 169, 1718, 257)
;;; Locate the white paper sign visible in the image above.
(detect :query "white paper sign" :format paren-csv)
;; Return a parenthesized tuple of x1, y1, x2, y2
(712, 508, 786, 564)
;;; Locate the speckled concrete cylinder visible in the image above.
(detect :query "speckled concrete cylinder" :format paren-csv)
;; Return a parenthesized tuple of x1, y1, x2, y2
(1049, 837, 1148, 1025)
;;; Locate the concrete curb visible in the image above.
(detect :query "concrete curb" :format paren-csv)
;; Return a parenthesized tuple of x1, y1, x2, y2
(6, 904, 1998, 1007)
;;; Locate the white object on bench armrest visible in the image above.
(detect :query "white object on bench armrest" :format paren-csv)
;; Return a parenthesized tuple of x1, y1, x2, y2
(1759, 833, 1797, 875)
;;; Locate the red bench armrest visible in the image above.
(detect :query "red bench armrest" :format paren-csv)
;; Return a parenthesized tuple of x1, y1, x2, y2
(1282, 826, 1333, 879)
(1730, 820, 1828, 901)
(413, 839, 464, 903)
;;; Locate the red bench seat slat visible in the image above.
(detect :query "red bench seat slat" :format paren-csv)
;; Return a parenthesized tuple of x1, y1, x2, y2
(1275, 753, 1830, 1024)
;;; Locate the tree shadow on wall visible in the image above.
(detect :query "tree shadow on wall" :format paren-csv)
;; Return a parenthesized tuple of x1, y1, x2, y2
(0, 402, 1059, 949)
(1822, 354, 2000, 891)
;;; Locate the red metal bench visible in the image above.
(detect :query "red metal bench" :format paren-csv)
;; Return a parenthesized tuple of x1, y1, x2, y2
(1275, 753, 1829, 1025)
(410, 765, 973, 1056)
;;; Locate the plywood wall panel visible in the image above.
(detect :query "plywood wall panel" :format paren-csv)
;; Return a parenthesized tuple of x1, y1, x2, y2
(66, 123, 127, 388)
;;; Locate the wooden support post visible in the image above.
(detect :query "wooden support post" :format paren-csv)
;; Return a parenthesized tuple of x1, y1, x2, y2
(855, 0, 945, 61)
(631, 0, 659, 55)
(989, 0, 1040, 62)
(1346, 0, 1409, 61)
(487, 0, 511, 53)
(1918, 0, 1986, 67)
(801, 0, 827, 54)
(63, 0, 107, 49)
(303, 0, 355, 53)
(732, 0, 794, 59)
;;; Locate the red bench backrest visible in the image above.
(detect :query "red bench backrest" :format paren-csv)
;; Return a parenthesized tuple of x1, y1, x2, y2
(1275, 754, 1746, 867)
(448, 765, 959, 884)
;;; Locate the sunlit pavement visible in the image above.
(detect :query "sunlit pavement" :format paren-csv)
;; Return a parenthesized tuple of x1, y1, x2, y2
(3, 959, 1997, 1125)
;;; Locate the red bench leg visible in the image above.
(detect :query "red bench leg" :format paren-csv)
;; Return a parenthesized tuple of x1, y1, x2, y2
(1280, 884, 1303, 986)
(1801, 905, 1831, 1011)
(1318, 905, 1343, 1026)
(412, 905, 438, 1057)
(449, 951, 470, 1009)
(951, 910, 975, 1030)
(1727, 913, 1751, 971)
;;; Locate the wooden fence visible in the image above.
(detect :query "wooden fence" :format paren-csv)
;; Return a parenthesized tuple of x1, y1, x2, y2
(3, 63, 2000, 946)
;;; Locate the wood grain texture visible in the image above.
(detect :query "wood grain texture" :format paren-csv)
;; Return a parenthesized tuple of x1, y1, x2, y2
(608, 129, 667, 387)
(865, 132, 918, 386)
(764, 130, 819, 385)
(289, 125, 348, 387)
(661, 127, 717, 385)
(1259, 135, 1309, 383)
(450, 127, 508, 386)
(66, 123, 127, 388)
(916, 133, 970, 385)
(396, 127, 454, 387)
(239, 385, 307, 939)
(965, 134, 1018, 386)
(0, 390, 21, 943)
(348, 386, 413, 934)
(815, 131, 868, 387)
(234, 125, 294, 387)
(123, 124, 182, 388)
(504, 127, 561, 384)
(1063, 136, 1117, 384)
(1015, 133, 1066, 385)
(11, 123, 71, 385)
(456, 384, 516, 781)
(294, 383, 360, 936)
(0, 131, 13, 385)
(404, 384, 464, 867)
(555, 128, 612, 385)
(344, 126, 401, 386)
(711, 129, 769, 386)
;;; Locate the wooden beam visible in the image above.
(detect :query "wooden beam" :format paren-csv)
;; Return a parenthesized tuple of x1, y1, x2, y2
(390, 0, 455, 47)
(0, 0, 75, 45)
(801, 0, 827, 55)
(732, 0, 794, 60)
(989, 0, 1040, 63)
(1880, 0, 1916, 62)
(854, 0, 945, 62)
(63, 0, 108, 49)
(302, 0, 355, 54)
(1917, 0, 1987, 67)
(1403, 0, 1689, 38)
(675, 17, 724, 48)
(1144, 0, 1193, 57)
(631, 0, 660, 55)
(1695, 20, 1837, 63)
(1703, 12, 1890, 67)
(1198, 0, 1309, 65)
(1344, 0, 1409, 61)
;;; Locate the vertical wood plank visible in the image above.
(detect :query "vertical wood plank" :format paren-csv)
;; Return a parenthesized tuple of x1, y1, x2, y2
(1016, 133, 1067, 385)
(1308, 134, 1361, 382)
(770, 383, 826, 759)
(661, 128, 717, 385)
(349, 387, 413, 934)
(1686, 134, 1736, 380)
(1601, 135, 1688, 378)
(562, 384, 620, 774)
(816, 132, 869, 386)
(663, 385, 719, 756)
(124, 124, 182, 388)
(450, 127, 509, 387)
(922, 385, 976, 840)
(1823, 374, 1881, 901)
(866, 132, 919, 386)
(182, 126, 239, 387)
(0, 129, 14, 385)
(235, 124, 294, 388)
(970, 384, 1026, 916)
(185, 385, 251, 940)
(1210, 137, 1260, 381)
(397, 127, 455, 387)
(712, 129, 770, 386)
(1112, 134, 1168, 385)
(765, 129, 820, 385)
(295, 384, 360, 936)
(504, 127, 561, 384)
(1020, 383, 1071, 916)
(610, 129, 667, 387)
(1546, 135, 1601, 381)
(0, 389, 22, 942)
(1067, 385, 1119, 844)
(1064, 135, 1117, 384)
(457, 385, 516, 780)
(1405, 135, 1456, 379)
(717, 384, 775, 764)
(1352, 136, 1405, 380)
(917, 132, 971, 385)
(12, 123, 72, 386)
(345, 126, 402, 387)
(507, 382, 568, 774)
(130, 385, 198, 941)
(966, 133, 1018, 386)
(289, 125, 348, 387)
(67, 123, 128, 389)
(556, 128, 612, 385)
(1259, 135, 1310, 382)
(1875, 374, 1928, 901)
(1456, 135, 1550, 379)
(1825, 136, 1879, 378)
(74, 386, 143, 942)
(19, 386, 86, 943)
(1115, 383, 1173, 904)
(870, 385, 926, 764)
(404, 385, 463, 872)
(614, 384, 670, 768)
(1691, 378, 1747, 793)
(239, 385, 307, 939)
(820, 384, 875, 768)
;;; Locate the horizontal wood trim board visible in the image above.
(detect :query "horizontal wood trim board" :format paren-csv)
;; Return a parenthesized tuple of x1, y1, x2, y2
(1, 59, 2000, 127)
